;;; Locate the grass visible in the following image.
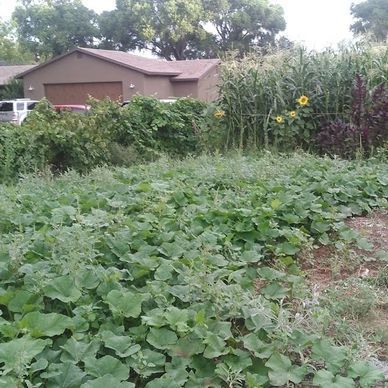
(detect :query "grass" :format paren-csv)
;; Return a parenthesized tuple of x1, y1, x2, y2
(0, 152, 386, 387)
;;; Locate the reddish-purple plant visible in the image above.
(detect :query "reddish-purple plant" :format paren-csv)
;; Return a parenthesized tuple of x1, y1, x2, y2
(317, 75, 387, 158)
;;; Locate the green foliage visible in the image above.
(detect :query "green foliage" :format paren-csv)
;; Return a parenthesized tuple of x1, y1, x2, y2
(208, 0, 286, 55)
(98, 0, 286, 60)
(0, 79, 24, 100)
(0, 97, 220, 181)
(13, 0, 99, 59)
(0, 122, 48, 182)
(0, 19, 34, 64)
(220, 44, 388, 151)
(351, 0, 388, 42)
(120, 96, 210, 155)
(114, 0, 213, 60)
(22, 101, 112, 172)
(321, 279, 377, 320)
(0, 154, 386, 386)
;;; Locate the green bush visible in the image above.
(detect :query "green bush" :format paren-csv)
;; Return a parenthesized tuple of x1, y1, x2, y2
(0, 123, 47, 181)
(0, 97, 220, 181)
(118, 96, 210, 156)
(22, 101, 113, 172)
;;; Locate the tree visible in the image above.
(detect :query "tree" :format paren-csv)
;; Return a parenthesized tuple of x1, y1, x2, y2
(350, 0, 388, 42)
(13, 0, 100, 60)
(206, 0, 286, 54)
(0, 79, 24, 99)
(98, 0, 142, 51)
(98, 0, 285, 60)
(98, 0, 214, 60)
(0, 19, 34, 64)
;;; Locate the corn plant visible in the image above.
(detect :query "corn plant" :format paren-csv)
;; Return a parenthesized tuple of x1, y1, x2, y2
(219, 43, 388, 152)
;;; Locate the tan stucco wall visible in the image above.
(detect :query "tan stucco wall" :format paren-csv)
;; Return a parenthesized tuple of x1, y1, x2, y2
(23, 51, 145, 101)
(143, 75, 175, 98)
(172, 81, 198, 99)
(197, 66, 219, 102)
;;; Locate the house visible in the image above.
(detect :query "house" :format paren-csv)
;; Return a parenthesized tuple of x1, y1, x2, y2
(17, 48, 220, 104)
(0, 64, 36, 91)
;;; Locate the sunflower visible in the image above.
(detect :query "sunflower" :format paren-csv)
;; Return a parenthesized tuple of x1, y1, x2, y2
(297, 95, 309, 106)
(289, 111, 297, 118)
(214, 110, 225, 119)
(275, 115, 284, 124)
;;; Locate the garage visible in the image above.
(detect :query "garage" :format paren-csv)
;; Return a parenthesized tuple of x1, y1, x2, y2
(45, 82, 123, 104)
(18, 47, 220, 102)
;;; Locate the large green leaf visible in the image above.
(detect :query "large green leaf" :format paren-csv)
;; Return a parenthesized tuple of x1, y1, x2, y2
(348, 361, 384, 387)
(265, 353, 307, 386)
(44, 362, 87, 388)
(128, 349, 166, 377)
(203, 333, 228, 359)
(105, 289, 144, 318)
(147, 327, 178, 350)
(60, 337, 100, 363)
(81, 375, 135, 388)
(100, 330, 140, 357)
(313, 370, 355, 388)
(168, 336, 205, 358)
(84, 355, 129, 380)
(19, 312, 73, 337)
(311, 339, 347, 373)
(43, 275, 82, 303)
(7, 290, 41, 313)
(0, 336, 51, 369)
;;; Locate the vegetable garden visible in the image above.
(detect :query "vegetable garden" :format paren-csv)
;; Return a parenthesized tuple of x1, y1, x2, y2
(0, 43, 387, 387)
(0, 154, 387, 387)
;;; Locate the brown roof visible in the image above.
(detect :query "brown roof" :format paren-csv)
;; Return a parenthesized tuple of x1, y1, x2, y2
(169, 59, 220, 81)
(0, 64, 36, 85)
(17, 48, 220, 81)
(80, 48, 180, 76)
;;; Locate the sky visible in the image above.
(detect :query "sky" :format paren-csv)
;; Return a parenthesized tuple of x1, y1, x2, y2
(0, 0, 361, 51)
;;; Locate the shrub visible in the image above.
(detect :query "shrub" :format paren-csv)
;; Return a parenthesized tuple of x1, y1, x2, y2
(316, 75, 388, 158)
(24, 101, 112, 172)
(117, 96, 209, 156)
(0, 96, 219, 181)
(0, 123, 47, 181)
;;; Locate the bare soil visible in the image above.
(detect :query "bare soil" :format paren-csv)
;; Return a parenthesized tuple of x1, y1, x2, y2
(300, 210, 388, 370)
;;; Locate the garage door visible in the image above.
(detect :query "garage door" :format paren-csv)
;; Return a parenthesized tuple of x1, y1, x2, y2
(45, 82, 123, 104)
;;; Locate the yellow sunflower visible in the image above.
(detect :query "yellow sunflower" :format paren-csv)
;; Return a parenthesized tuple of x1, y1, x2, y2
(214, 110, 225, 119)
(275, 115, 284, 124)
(297, 95, 309, 106)
(289, 111, 297, 118)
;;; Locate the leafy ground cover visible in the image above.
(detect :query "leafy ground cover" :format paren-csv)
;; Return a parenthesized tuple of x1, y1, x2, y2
(0, 153, 387, 387)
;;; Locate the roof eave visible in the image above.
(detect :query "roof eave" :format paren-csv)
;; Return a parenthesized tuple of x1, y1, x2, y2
(171, 60, 220, 82)
(170, 77, 199, 82)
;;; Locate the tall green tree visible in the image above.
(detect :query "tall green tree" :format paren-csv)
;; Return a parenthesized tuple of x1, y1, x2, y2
(0, 19, 34, 64)
(13, 0, 99, 60)
(206, 0, 286, 54)
(350, 0, 388, 42)
(98, 0, 285, 60)
(98, 0, 142, 51)
(110, 0, 214, 60)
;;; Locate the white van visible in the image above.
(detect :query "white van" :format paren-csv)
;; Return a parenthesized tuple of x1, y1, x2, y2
(0, 99, 39, 125)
